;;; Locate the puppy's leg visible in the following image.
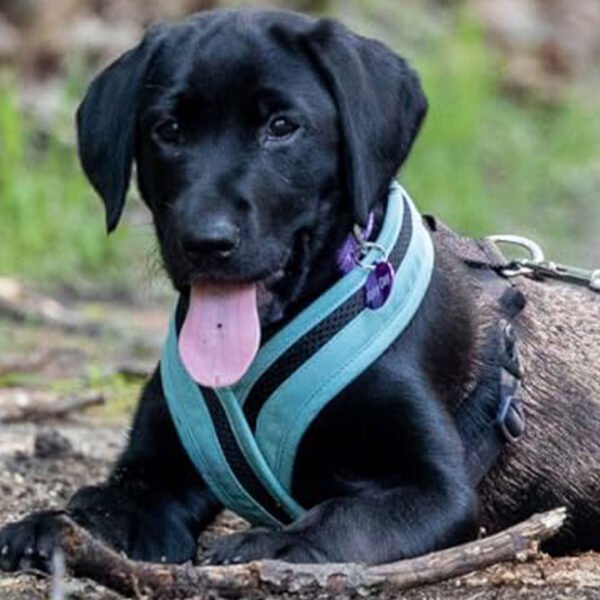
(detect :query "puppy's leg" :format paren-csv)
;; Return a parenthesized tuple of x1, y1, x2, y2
(208, 377, 478, 565)
(209, 485, 476, 564)
(0, 368, 221, 572)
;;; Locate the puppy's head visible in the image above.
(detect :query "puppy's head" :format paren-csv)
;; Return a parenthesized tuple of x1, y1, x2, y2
(77, 9, 427, 384)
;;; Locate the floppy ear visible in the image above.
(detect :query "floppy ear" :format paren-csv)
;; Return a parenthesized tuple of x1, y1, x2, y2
(76, 29, 163, 233)
(301, 20, 428, 224)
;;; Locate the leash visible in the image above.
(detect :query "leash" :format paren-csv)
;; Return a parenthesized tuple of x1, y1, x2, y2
(486, 235, 600, 292)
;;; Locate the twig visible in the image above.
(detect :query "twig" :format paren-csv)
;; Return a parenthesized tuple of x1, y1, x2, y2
(1, 392, 105, 424)
(116, 359, 154, 379)
(0, 277, 102, 336)
(0, 278, 162, 352)
(56, 507, 567, 599)
(0, 351, 53, 377)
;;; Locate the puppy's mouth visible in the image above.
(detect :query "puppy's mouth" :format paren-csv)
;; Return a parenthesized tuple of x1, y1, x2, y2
(179, 237, 307, 389)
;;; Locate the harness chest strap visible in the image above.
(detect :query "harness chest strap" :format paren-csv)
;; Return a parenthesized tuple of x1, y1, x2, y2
(161, 183, 435, 527)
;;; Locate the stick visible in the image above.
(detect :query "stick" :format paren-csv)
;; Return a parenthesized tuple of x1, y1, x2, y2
(0, 351, 53, 377)
(0, 283, 103, 336)
(0, 279, 161, 351)
(1, 392, 105, 424)
(56, 507, 567, 599)
(116, 359, 154, 379)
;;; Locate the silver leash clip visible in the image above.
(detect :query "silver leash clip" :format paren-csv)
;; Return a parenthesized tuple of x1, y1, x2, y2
(486, 234, 600, 292)
(529, 261, 600, 291)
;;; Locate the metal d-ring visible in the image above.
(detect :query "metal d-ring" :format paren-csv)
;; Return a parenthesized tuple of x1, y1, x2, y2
(354, 240, 389, 272)
(486, 234, 546, 277)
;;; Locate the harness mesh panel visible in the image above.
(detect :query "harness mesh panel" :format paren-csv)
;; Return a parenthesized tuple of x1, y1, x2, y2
(244, 196, 413, 430)
(244, 290, 365, 429)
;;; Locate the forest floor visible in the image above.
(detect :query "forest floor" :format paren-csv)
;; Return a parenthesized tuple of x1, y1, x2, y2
(0, 285, 599, 599)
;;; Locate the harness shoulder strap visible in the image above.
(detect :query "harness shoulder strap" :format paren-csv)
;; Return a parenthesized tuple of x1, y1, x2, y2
(424, 215, 527, 485)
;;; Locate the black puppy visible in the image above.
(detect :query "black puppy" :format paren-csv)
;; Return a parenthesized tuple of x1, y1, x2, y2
(1, 8, 594, 570)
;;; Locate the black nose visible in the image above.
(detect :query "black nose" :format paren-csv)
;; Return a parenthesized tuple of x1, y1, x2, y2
(181, 219, 241, 260)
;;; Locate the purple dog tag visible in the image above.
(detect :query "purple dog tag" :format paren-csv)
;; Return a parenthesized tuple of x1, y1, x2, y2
(336, 213, 375, 275)
(364, 261, 395, 309)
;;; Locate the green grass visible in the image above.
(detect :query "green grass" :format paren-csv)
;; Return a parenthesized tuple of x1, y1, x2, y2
(0, 75, 152, 291)
(400, 13, 600, 262)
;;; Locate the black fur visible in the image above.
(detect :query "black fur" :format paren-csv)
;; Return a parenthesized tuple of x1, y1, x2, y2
(1, 9, 596, 571)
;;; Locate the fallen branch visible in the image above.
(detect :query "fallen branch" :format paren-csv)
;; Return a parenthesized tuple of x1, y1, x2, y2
(0, 351, 53, 377)
(115, 359, 154, 379)
(56, 507, 567, 599)
(0, 279, 162, 355)
(1, 392, 105, 424)
(0, 278, 103, 336)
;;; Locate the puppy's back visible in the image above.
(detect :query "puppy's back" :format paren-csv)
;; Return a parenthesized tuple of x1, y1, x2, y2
(479, 277, 600, 553)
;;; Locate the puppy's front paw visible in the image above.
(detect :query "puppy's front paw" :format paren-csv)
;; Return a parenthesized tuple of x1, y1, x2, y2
(206, 528, 324, 564)
(0, 510, 64, 573)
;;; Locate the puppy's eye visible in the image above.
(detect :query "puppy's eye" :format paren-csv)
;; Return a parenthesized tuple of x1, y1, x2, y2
(153, 118, 182, 144)
(266, 116, 298, 140)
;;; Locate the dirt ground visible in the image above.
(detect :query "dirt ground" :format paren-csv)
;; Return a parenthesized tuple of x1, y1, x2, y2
(1, 293, 599, 599)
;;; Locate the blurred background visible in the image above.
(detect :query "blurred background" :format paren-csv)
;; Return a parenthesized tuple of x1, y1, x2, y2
(1, 0, 599, 299)
(0, 0, 598, 418)
(0, 6, 598, 587)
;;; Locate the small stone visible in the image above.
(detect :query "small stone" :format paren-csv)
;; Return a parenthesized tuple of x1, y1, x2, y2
(34, 429, 73, 459)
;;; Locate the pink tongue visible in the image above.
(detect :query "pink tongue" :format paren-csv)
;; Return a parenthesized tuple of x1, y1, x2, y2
(179, 282, 260, 388)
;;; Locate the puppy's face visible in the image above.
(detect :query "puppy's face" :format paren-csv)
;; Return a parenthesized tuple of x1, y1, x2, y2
(77, 9, 428, 324)
(135, 19, 343, 319)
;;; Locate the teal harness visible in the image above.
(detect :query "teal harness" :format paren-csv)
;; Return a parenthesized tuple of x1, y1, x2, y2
(160, 182, 435, 527)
